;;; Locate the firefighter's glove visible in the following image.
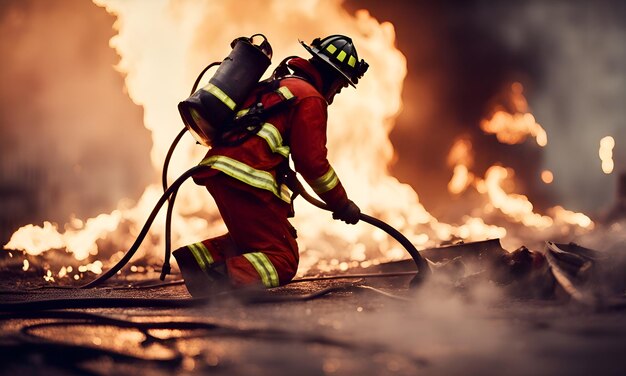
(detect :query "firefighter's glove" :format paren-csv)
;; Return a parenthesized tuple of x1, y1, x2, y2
(332, 200, 361, 225)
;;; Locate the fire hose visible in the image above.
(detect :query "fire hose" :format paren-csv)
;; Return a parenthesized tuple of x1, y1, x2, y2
(80, 159, 430, 289)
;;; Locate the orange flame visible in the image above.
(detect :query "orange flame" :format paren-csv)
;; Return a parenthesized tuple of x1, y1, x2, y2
(482, 166, 553, 228)
(447, 138, 474, 195)
(480, 82, 548, 147)
(5, 212, 121, 260)
(446, 82, 593, 233)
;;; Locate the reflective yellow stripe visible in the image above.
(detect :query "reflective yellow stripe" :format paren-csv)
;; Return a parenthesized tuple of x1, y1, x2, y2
(348, 55, 356, 67)
(235, 108, 249, 118)
(196, 242, 214, 264)
(326, 44, 337, 54)
(243, 252, 279, 288)
(256, 123, 290, 158)
(276, 86, 294, 100)
(199, 155, 291, 203)
(280, 184, 291, 202)
(203, 83, 236, 111)
(336, 50, 347, 62)
(190, 108, 205, 123)
(237, 87, 294, 118)
(310, 166, 339, 194)
(187, 242, 214, 272)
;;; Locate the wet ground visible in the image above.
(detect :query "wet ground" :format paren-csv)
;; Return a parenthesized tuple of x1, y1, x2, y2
(1, 261, 625, 376)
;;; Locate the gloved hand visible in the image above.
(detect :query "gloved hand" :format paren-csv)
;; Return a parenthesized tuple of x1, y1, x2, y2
(332, 200, 361, 225)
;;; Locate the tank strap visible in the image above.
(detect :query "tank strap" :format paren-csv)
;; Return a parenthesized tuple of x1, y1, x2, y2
(218, 83, 297, 148)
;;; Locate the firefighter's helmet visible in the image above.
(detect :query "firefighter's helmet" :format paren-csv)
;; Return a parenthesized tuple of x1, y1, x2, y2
(300, 35, 368, 87)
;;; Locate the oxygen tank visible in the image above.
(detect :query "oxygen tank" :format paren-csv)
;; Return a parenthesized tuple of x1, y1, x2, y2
(178, 34, 273, 147)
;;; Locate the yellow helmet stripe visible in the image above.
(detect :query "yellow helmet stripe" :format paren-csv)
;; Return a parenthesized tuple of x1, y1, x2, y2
(336, 50, 347, 62)
(348, 55, 356, 68)
(326, 44, 337, 54)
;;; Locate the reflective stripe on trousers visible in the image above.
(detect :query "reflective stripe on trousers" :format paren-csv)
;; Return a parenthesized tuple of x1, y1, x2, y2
(187, 241, 214, 272)
(242, 252, 280, 288)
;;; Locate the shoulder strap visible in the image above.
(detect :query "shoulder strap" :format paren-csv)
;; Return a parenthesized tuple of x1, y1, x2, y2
(216, 80, 298, 147)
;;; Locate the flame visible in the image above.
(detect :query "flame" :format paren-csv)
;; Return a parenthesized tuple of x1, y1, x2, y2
(4, 1, 596, 278)
(599, 136, 615, 174)
(6, 212, 122, 260)
(482, 166, 553, 228)
(447, 138, 475, 195)
(480, 82, 548, 147)
(445, 82, 593, 232)
(549, 206, 593, 228)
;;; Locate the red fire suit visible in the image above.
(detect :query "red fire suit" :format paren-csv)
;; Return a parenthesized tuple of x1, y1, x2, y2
(177, 58, 351, 289)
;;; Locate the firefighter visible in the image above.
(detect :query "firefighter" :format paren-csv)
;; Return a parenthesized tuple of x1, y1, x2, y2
(173, 35, 369, 297)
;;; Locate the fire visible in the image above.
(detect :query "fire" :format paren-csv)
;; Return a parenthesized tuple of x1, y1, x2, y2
(548, 206, 593, 228)
(480, 82, 548, 147)
(482, 166, 553, 229)
(3, 1, 596, 278)
(447, 138, 474, 195)
(6, 212, 122, 260)
(599, 136, 615, 174)
(446, 84, 593, 232)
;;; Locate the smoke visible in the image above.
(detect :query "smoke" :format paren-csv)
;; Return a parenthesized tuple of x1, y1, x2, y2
(0, 0, 153, 245)
(497, 1, 626, 212)
(345, 284, 517, 374)
(216, 268, 625, 375)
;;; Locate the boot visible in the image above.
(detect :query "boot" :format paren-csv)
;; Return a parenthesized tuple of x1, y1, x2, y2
(173, 247, 230, 297)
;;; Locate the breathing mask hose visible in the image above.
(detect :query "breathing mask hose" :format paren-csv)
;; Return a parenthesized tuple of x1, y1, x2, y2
(80, 165, 211, 289)
(162, 129, 187, 194)
(162, 62, 221, 195)
(159, 62, 221, 281)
